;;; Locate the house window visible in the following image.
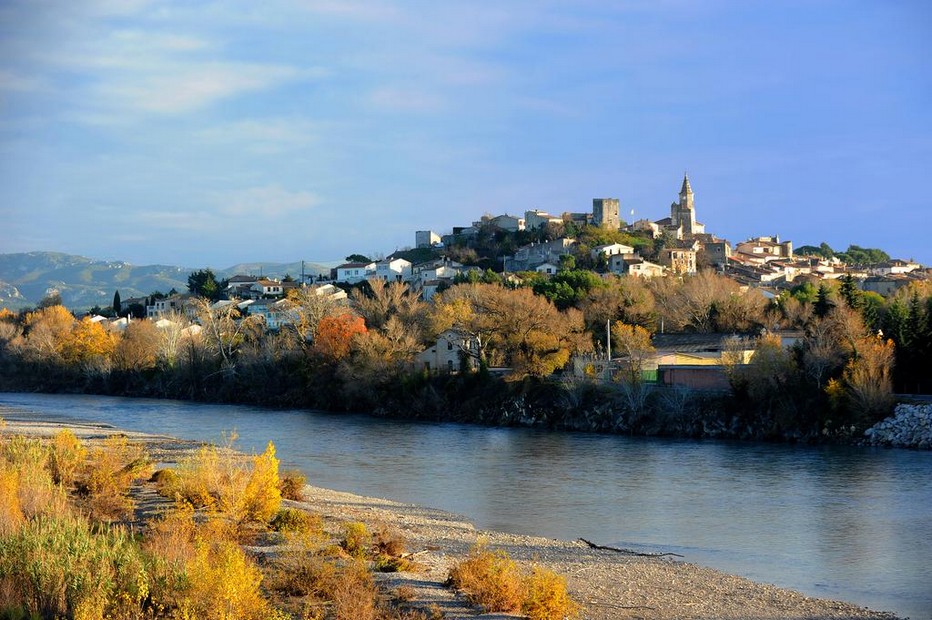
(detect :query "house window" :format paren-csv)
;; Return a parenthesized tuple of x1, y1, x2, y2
(447, 341, 453, 351)
(447, 360, 454, 372)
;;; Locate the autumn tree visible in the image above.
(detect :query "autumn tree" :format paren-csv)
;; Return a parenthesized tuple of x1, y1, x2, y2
(651, 271, 742, 333)
(836, 335, 896, 425)
(17, 305, 75, 362)
(113, 320, 160, 372)
(312, 313, 367, 361)
(610, 323, 655, 385)
(57, 317, 116, 373)
(351, 278, 428, 340)
(283, 285, 347, 343)
(580, 276, 656, 343)
(432, 283, 590, 379)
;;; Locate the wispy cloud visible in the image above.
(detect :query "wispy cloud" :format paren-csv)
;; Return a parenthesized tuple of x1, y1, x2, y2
(214, 185, 318, 218)
(195, 118, 318, 153)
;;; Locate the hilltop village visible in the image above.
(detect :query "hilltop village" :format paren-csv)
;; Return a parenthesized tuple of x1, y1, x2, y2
(2, 175, 931, 445)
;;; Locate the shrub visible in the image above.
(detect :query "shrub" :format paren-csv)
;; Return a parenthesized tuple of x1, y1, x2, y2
(2, 435, 67, 519)
(80, 435, 151, 522)
(181, 538, 272, 620)
(447, 544, 524, 613)
(522, 565, 579, 620)
(150, 468, 180, 496)
(269, 552, 339, 598)
(240, 441, 281, 523)
(393, 585, 416, 603)
(329, 560, 378, 620)
(143, 501, 198, 605)
(175, 437, 282, 526)
(374, 525, 406, 557)
(279, 468, 307, 501)
(270, 507, 317, 535)
(0, 463, 24, 536)
(49, 429, 86, 487)
(341, 521, 371, 559)
(0, 514, 148, 620)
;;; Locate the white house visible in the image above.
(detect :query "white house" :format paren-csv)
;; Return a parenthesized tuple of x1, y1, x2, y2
(415, 230, 441, 248)
(590, 243, 635, 260)
(249, 279, 284, 299)
(335, 262, 375, 284)
(524, 209, 563, 230)
(609, 255, 665, 278)
(535, 262, 560, 275)
(375, 257, 413, 282)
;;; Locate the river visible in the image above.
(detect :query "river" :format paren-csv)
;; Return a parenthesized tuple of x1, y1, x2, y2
(1, 392, 929, 619)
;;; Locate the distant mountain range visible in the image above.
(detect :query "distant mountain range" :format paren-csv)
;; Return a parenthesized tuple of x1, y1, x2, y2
(0, 252, 334, 311)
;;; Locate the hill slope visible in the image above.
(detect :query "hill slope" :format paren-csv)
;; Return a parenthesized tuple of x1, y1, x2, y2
(0, 252, 332, 311)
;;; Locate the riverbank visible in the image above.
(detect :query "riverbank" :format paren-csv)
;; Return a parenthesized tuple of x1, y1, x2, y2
(0, 414, 903, 620)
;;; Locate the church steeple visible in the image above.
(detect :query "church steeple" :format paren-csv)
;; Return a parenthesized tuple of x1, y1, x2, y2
(679, 173, 693, 201)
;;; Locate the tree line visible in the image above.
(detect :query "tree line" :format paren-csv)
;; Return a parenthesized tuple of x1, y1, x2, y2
(1, 268, 930, 442)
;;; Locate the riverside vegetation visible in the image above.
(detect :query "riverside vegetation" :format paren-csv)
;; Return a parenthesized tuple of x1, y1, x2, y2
(1, 231, 931, 445)
(0, 422, 577, 620)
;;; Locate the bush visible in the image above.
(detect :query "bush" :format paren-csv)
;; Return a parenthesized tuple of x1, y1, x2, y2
(341, 521, 371, 559)
(447, 544, 524, 613)
(0, 514, 148, 619)
(279, 468, 307, 501)
(49, 429, 86, 487)
(0, 463, 24, 535)
(270, 507, 318, 535)
(181, 538, 272, 620)
(522, 565, 579, 620)
(80, 435, 151, 522)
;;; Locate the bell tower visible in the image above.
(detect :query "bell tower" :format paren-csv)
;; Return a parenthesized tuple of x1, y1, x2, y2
(671, 173, 696, 235)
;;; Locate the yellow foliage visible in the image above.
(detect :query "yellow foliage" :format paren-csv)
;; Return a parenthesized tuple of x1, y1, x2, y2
(181, 538, 271, 620)
(0, 462, 24, 535)
(82, 435, 151, 521)
(58, 317, 116, 367)
(50, 429, 86, 487)
(241, 441, 281, 523)
(522, 566, 579, 620)
(448, 543, 525, 613)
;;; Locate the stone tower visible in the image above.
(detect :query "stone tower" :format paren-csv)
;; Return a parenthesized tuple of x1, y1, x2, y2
(592, 198, 620, 229)
(670, 173, 697, 235)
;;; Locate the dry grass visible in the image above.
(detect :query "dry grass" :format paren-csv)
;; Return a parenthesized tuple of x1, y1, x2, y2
(49, 429, 86, 487)
(80, 435, 152, 522)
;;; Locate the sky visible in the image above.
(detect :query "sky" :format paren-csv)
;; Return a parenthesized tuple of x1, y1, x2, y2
(1, 0, 930, 268)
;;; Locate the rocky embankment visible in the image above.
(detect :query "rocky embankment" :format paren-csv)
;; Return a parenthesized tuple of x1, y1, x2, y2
(864, 403, 932, 449)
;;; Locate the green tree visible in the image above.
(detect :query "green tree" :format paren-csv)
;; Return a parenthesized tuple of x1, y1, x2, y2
(112, 290, 121, 317)
(187, 269, 223, 301)
(345, 254, 371, 263)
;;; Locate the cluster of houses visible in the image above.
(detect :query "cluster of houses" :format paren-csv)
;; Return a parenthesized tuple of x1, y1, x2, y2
(88, 174, 926, 389)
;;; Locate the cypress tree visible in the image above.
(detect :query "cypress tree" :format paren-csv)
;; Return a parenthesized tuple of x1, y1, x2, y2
(113, 290, 121, 317)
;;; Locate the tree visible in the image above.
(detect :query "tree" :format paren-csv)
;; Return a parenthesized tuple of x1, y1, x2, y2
(58, 317, 116, 374)
(283, 285, 346, 343)
(113, 320, 160, 372)
(312, 313, 367, 361)
(193, 298, 263, 372)
(345, 254, 371, 263)
(610, 323, 655, 385)
(187, 269, 223, 301)
(112, 290, 122, 317)
(432, 283, 590, 379)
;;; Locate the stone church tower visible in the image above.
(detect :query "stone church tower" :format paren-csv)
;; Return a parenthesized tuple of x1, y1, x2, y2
(670, 173, 698, 235)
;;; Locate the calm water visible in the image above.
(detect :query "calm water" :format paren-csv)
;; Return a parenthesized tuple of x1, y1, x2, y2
(1, 392, 929, 619)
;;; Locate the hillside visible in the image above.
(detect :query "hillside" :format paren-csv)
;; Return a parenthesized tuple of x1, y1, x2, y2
(0, 252, 332, 311)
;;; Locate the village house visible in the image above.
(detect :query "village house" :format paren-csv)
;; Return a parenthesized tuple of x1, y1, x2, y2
(734, 236, 793, 263)
(609, 254, 665, 278)
(590, 243, 634, 260)
(524, 209, 564, 230)
(659, 247, 697, 275)
(415, 330, 480, 374)
(474, 214, 525, 232)
(334, 262, 375, 284)
(375, 257, 413, 282)
(535, 262, 560, 275)
(505, 238, 576, 272)
(146, 294, 197, 319)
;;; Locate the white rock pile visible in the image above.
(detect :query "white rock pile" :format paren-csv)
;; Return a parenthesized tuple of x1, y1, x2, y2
(864, 403, 932, 449)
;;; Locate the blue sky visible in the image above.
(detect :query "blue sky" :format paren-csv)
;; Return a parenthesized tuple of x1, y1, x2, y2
(1, 0, 930, 268)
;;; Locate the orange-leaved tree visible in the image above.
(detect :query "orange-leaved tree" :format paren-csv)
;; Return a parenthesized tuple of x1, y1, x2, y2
(312, 313, 367, 361)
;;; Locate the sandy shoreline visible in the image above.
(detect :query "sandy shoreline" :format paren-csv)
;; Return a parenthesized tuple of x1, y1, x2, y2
(0, 414, 903, 620)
